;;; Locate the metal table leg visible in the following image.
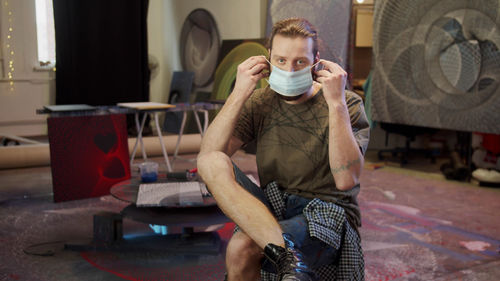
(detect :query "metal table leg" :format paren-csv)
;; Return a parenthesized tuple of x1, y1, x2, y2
(173, 110, 188, 160)
(154, 112, 173, 172)
(193, 109, 209, 136)
(130, 112, 148, 166)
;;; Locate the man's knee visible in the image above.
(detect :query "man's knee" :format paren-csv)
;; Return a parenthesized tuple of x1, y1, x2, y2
(226, 232, 262, 269)
(197, 151, 233, 181)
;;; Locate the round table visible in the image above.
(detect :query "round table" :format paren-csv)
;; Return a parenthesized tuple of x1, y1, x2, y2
(64, 176, 229, 255)
(110, 176, 228, 227)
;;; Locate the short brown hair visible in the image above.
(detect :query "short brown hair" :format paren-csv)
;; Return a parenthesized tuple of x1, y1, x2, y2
(267, 18, 319, 57)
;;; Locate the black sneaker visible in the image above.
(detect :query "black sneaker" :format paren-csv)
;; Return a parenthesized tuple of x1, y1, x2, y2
(263, 233, 317, 281)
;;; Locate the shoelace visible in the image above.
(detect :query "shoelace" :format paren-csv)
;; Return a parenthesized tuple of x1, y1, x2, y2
(288, 247, 309, 271)
(276, 248, 296, 275)
(280, 234, 316, 279)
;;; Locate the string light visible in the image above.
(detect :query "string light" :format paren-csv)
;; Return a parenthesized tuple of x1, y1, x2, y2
(4, 0, 15, 92)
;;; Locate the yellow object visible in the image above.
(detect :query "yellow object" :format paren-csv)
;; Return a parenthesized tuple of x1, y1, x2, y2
(212, 42, 269, 101)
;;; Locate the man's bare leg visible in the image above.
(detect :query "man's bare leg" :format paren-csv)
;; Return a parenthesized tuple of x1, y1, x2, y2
(197, 151, 285, 249)
(226, 231, 262, 281)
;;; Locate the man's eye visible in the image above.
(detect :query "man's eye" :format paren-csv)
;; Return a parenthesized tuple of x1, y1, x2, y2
(278, 59, 285, 63)
(297, 60, 305, 65)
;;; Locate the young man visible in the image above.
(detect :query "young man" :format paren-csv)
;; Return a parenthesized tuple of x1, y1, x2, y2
(197, 18, 369, 281)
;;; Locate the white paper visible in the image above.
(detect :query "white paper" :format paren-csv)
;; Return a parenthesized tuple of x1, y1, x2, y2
(136, 182, 204, 207)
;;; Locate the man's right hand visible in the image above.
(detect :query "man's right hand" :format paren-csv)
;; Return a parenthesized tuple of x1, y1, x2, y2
(232, 55, 269, 100)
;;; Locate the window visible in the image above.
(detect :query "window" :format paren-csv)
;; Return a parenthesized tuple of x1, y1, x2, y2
(35, 0, 55, 66)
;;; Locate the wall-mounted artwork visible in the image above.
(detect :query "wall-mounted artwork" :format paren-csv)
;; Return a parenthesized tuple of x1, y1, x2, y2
(371, 0, 500, 134)
(180, 9, 221, 88)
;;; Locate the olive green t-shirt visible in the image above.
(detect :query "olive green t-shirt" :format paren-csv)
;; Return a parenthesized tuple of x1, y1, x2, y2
(233, 86, 370, 228)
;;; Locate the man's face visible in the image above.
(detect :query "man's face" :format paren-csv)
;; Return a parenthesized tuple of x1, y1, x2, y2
(269, 34, 316, 72)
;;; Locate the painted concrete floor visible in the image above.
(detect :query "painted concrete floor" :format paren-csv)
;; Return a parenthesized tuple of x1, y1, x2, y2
(0, 150, 499, 281)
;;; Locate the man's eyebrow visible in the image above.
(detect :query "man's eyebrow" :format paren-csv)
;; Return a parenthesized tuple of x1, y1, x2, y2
(271, 55, 311, 61)
(296, 57, 311, 61)
(271, 54, 286, 58)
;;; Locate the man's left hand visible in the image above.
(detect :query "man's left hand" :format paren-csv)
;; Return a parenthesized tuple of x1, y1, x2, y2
(314, 59, 347, 106)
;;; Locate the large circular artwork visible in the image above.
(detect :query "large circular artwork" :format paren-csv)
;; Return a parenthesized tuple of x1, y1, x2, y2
(371, 0, 500, 134)
(180, 9, 220, 87)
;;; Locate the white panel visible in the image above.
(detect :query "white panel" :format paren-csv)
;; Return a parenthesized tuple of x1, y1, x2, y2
(356, 9, 373, 47)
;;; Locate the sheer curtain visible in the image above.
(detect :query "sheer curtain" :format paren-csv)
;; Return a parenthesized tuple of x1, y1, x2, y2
(35, 0, 56, 66)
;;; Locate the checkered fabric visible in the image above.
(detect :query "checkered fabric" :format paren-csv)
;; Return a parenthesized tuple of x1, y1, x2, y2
(263, 181, 289, 221)
(260, 182, 365, 281)
(231, 181, 364, 280)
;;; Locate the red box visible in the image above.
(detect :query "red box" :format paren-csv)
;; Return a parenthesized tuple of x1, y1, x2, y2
(48, 114, 130, 202)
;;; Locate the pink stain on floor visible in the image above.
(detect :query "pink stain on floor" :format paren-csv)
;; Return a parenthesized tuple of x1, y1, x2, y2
(459, 240, 491, 252)
(363, 201, 445, 227)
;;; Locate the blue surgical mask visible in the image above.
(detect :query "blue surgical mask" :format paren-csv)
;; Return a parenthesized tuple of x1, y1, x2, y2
(267, 60, 319, 97)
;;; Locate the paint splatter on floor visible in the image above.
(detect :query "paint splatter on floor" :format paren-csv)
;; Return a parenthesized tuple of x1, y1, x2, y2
(459, 241, 492, 252)
(1, 153, 500, 280)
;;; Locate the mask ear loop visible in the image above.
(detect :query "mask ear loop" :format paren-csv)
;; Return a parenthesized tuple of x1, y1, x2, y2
(264, 57, 272, 84)
(264, 57, 273, 69)
(311, 61, 322, 82)
(311, 60, 321, 70)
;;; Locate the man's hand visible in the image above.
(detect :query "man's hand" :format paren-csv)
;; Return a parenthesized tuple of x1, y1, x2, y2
(314, 59, 347, 106)
(232, 56, 269, 100)
(199, 55, 268, 156)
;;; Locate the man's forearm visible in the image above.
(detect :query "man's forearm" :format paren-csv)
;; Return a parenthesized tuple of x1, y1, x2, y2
(328, 101, 364, 191)
(200, 93, 246, 154)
